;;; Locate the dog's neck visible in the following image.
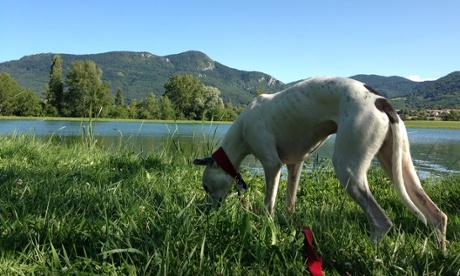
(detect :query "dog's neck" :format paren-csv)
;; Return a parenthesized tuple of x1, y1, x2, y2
(220, 120, 250, 172)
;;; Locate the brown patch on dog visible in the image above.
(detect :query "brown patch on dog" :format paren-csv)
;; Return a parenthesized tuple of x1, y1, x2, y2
(375, 98, 399, 124)
(364, 84, 382, 96)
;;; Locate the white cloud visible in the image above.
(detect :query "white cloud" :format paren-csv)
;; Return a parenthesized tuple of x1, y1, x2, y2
(406, 75, 438, 82)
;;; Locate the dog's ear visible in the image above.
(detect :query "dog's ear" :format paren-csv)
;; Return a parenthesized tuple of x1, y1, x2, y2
(193, 157, 213, 166)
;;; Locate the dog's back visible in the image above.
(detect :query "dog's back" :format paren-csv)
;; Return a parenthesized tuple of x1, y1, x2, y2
(237, 77, 387, 163)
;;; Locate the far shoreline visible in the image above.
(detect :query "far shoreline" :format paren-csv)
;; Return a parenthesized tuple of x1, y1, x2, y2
(1, 116, 459, 129)
(0, 116, 232, 125)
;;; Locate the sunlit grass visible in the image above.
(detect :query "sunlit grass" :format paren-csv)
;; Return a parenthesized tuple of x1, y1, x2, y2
(0, 134, 459, 274)
(404, 120, 460, 129)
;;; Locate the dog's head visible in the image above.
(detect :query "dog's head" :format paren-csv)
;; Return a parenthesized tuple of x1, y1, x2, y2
(193, 157, 234, 204)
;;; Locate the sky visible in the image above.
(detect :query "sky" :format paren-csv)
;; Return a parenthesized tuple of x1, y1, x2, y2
(1, 0, 459, 83)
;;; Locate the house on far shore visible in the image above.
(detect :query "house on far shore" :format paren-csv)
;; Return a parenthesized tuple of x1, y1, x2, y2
(427, 109, 455, 117)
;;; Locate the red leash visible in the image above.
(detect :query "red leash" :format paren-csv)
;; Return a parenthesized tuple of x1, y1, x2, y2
(241, 199, 324, 274)
(302, 226, 324, 276)
(240, 201, 323, 274)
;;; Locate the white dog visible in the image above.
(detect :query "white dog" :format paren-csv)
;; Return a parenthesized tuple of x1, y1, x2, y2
(194, 76, 447, 250)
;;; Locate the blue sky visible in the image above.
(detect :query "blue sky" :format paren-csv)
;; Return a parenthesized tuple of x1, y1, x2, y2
(1, 0, 459, 83)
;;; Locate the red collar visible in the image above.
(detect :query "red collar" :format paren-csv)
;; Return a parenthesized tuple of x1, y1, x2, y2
(212, 147, 247, 194)
(212, 147, 238, 178)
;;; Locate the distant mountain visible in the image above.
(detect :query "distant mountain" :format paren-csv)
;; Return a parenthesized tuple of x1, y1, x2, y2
(1, 51, 459, 108)
(350, 73, 460, 109)
(350, 74, 427, 99)
(0, 51, 286, 104)
(406, 71, 460, 109)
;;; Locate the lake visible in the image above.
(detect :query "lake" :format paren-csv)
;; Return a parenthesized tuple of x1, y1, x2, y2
(1, 119, 459, 177)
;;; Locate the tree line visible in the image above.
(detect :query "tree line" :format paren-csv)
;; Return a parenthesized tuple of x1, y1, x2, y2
(0, 55, 244, 121)
(2, 55, 459, 121)
(398, 108, 460, 121)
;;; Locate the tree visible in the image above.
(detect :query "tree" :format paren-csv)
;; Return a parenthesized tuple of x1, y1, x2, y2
(14, 89, 42, 116)
(442, 111, 460, 121)
(0, 73, 18, 115)
(63, 60, 112, 118)
(44, 55, 64, 116)
(108, 105, 129, 119)
(163, 74, 206, 120)
(158, 96, 175, 120)
(202, 86, 224, 120)
(114, 87, 125, 106)
(137, 93, 159, 119)
(128, 99, 138, 119)
(0, 73, 41, 116)
(215, 100, 241, 121)
(108, 86, 129, 119)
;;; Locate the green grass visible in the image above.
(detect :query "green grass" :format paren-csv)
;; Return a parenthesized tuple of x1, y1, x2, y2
(404, 120, 460, 129)
(0, 135, 459, 275)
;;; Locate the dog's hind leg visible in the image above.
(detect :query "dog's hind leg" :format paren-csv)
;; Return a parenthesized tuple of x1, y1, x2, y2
(286, 161, 303, 213)
(333, 126, 393, 244)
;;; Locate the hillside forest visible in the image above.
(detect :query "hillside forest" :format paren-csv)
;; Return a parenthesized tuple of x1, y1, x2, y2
(1, 54, 459, 121)
(0, 55, 244, 121)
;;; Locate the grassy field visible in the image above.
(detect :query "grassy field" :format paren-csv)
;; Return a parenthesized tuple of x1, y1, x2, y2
(0, 134, 459, 275)
(404, 120, 460, 129)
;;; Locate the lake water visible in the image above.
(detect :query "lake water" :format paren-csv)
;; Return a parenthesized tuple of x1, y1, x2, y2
(1, 119, 459, 177)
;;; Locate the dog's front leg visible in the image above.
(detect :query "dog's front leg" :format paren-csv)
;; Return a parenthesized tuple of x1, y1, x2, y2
(263, 160, 283, 215)
(286, 162, 303, 213)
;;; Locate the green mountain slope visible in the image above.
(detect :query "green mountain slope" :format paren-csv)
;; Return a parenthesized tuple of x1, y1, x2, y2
(351, 73, 460, 109)
(0, 51, 286, 104)
(350, 74, 426, 98)
(405, 72, 460, 109)
(1, 51, 459, 108)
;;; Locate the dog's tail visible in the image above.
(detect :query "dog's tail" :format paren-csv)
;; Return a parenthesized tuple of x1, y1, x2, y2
(390, 119, 427, 225)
